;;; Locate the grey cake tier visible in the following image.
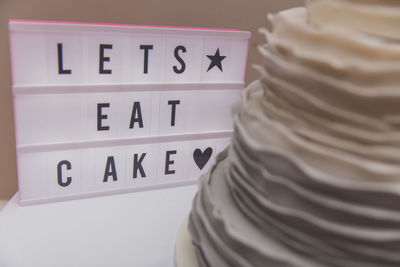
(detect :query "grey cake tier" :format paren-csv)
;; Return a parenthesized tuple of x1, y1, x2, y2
(188, 81, 400, 267)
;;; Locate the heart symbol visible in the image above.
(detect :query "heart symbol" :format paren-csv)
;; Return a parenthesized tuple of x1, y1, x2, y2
(193, 147, 213, 170)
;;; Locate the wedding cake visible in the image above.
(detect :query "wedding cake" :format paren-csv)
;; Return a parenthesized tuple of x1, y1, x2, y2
(184, 0, 400, 266)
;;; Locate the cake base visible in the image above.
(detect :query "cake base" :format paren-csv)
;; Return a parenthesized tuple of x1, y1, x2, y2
(175, 215, 199, 267)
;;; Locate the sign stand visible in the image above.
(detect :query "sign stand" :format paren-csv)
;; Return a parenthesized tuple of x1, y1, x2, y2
(9, 20, 250, 205)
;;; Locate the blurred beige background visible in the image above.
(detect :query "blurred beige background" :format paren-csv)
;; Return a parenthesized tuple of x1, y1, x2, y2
(0, 0, 301, 202)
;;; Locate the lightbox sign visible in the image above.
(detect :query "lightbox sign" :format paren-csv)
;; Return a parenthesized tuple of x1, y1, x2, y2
(9, 19, 250, 205)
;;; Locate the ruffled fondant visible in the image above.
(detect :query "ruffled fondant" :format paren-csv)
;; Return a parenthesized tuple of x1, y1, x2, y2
(188, 6, 400, 267)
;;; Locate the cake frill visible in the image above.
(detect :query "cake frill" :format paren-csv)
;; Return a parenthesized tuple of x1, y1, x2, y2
(188, 2, 400, 267)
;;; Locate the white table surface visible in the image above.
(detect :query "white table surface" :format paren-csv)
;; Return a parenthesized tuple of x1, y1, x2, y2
(0, 185, 197, 267)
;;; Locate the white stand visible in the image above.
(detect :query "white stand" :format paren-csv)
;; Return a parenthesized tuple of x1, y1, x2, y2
(175, 215, 199, 267)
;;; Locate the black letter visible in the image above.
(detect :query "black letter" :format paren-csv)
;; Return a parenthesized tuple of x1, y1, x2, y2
(104, 156, 117, 182)
(173, 45, 186, 74)
(140, 45, 153, 74)
(165, 150, 177, 175)
(57, 160, 72, 187)
(168, 100, 180, 126)
(57, 43, 71, 75)
(99, 44, 112, 74)
(129, 102, 144, 129)
(133, 153, 146, 178)
(97, 103, 110, 131)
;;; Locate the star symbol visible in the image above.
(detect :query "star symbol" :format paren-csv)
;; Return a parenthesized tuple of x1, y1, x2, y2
(206, 48, 226, 72)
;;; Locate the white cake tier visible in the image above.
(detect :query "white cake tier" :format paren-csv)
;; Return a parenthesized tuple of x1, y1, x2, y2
(307, 0, 400, 40)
